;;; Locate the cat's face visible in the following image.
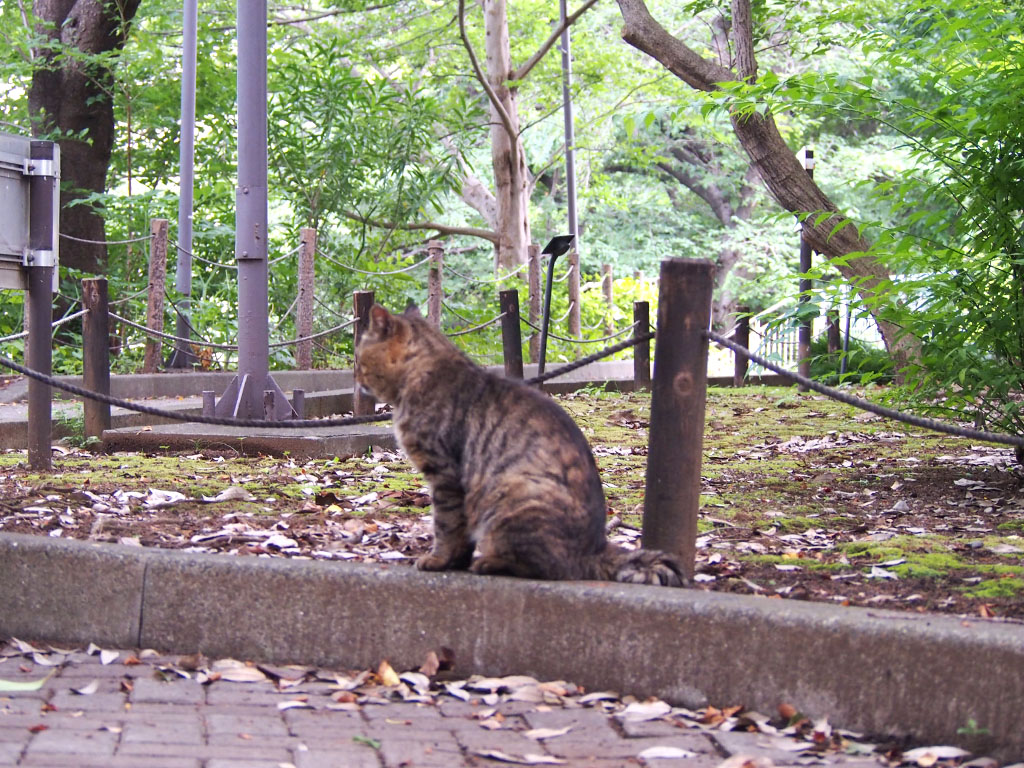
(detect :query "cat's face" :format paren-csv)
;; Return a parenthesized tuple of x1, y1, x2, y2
(354, 305, 413, 403)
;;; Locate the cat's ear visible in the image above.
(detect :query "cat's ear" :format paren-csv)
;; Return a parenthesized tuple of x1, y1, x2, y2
(369, 304, 393, 334)
(403, 302, 423, 318)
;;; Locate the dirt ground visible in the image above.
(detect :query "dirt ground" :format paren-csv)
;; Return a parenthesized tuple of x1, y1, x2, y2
(1, 385, 1022, 622)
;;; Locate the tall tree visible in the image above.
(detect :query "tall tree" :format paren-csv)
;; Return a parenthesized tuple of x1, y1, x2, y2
(457, 0, 597, 270)
(29, 0, 143, 273)
(614, 0, 915, 366)
(607, 123, 762, 325)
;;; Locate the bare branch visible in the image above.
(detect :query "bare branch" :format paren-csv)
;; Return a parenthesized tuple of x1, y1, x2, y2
(457, 0, 517, 140)
(343, 210, 500, 244)
(616, 0, 733, 91)
(511, 0, 600, 83)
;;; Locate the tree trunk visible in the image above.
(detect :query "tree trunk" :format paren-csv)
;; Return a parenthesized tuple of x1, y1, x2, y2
(615, 0, 917, 370)
(483, 0, 531, 271)
(29, 0, 142, 273)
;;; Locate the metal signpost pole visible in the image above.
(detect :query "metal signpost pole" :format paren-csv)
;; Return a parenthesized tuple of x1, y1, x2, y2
(26, 141, 59, 470)
(213, 0, 291, 419)
(168, 0, 198, 368)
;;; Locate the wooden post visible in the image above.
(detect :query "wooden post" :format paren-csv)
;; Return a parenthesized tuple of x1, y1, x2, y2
(633, 301, 650, 391)
(642, 259, 713, 580)
(602, 263, 614, 334)
(567, 249, 581, 339)
(827, 310, 841, 354)
(295, 227, 316, 370)
(797, 149, 814, 391)
(427, 240, 443, 327)
(527, 244, 541, 363)
(81, 278, 111, 440)
(500, 289, 524, 379)
(143, 218, 169, 373)
(733, 309, 750, 387)
(352, 290, 376, 416)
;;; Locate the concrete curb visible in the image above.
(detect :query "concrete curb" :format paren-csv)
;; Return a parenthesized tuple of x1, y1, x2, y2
(0, 533, 1021, 759)
(101, 421, 397, 458)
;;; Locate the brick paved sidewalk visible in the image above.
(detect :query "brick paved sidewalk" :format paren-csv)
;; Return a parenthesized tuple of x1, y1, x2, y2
(0, 643, 896, 768)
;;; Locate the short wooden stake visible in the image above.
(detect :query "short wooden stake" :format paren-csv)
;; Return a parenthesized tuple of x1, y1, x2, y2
(633, 301, 650, 391)
(827, 310, 841, 354)
(733, 310, 750, 387)
(642, 258, 713, 579)
(567, 249, 581, 339)
(427, 240, 443, 327)
(500, 289, 524, 379)
(527, 244, 541, 363)
(602, 263, 614, 333)
(352, 290, 376, 416)
(143, 218, 169, 373)
(81, 278, 111, 440)
(295, 227, 316, 370)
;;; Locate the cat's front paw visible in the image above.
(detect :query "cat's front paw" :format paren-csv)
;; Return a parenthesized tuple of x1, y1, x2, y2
(416, 552, 451, 571)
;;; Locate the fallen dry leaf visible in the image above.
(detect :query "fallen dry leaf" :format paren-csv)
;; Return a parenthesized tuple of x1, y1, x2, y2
(637, 745, 699, 760)
(471, 749, 566, 765)
(618, 699, 671, 722)
(377, 660, 401, 687)
(70, 679, 100, 696)
(524, 725, 572, 740)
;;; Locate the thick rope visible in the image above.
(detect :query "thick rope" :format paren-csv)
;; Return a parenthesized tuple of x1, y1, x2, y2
(444, 263, 529, 284)
(0, 333, 648, 428)
(708, 330, 1024, 449)
(110, 312, 240, 351)
(316, 248, 432, 275)
(522, 318, 639, 345)
(444, 313, 506, 337)
(60, 232, 152, 246)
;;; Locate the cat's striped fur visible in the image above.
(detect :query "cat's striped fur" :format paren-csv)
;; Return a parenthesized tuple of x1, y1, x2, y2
(354, 304, 688, 587)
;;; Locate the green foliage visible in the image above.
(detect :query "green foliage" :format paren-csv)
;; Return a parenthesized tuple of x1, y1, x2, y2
(853, 1, 1024, 439)
(807, 334, 894, 386)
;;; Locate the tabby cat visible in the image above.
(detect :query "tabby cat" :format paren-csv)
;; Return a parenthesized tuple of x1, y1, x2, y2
(354, 304, 688, 587)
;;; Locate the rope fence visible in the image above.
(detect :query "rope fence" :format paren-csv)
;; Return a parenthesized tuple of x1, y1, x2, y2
(444, 312, 506, 337)
(0, 329, 647, 430)
(444, 263, 528, 284)
(707, 330, 1024, 449)
(521, 318, 639, 345)
(59, 232, 153, 246)
(316, 248, 432, 276)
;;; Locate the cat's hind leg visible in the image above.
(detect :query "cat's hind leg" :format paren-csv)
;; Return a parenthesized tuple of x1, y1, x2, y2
(470, 508, 571, 580)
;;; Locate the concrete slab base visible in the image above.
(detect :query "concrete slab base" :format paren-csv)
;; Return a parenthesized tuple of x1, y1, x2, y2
(0, 533, 1021, 760)
(101, 421, 396, 458)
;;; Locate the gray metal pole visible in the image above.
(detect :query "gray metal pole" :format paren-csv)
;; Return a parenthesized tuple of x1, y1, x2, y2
(168, 0, 198, 368)
(559, 0, 582, 339)
(559, 0, 578, 248)
(235, 0, 268, 416)
(26, 140, 58, 471)
(214, 0, 292, 419)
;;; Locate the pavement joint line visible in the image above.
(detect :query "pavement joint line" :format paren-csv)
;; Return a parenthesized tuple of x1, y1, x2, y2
(0, 532, 1023, 761)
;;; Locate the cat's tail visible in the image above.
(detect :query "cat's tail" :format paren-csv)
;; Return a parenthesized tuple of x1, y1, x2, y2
(585, 544, 690, 587)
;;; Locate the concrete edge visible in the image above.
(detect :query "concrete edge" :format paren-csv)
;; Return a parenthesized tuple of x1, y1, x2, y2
(0, 532, 1021, 759)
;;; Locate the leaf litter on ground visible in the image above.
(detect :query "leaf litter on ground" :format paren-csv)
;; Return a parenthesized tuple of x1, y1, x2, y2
(0, 637, 1004, 767)
(1, 387, 1024, 620)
